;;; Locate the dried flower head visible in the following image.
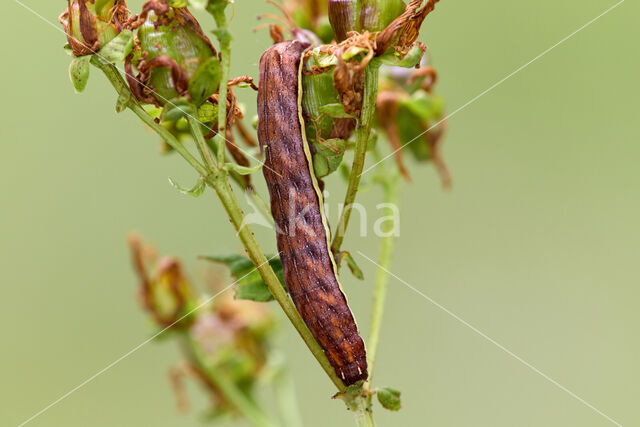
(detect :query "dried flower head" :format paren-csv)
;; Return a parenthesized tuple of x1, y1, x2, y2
(59, 0, 129, 57)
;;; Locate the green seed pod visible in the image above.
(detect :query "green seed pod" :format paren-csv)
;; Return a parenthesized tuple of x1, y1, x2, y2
(328, 0, 357, 42)
(60, 0, 127, 57)
(129, 5, 219, 106)
(328, 0, 405, 41)
(301, 50, 354, 178)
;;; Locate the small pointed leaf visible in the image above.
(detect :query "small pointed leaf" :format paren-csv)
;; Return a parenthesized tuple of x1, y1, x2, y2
(69, 55, 91, 93)
(116, 91, 131, 113)
(312, 138, 346, 178)
(98, 30, 133, 63)
(379, 44, 424, 68)
(377, 387, 402, 411)
(168, 176, 206, 197)
(337, 251, 364, 280)
(222, 161, 263, 176)
(201, 254, 285, 302)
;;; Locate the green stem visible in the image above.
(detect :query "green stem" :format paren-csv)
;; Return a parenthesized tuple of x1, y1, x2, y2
(95, 57, 346, 392)
(188, 115, 218, 172)
(331, 63, 380, 254)
(91, 57, 209, 177)
(366, 174, 399, 379)
(210, 4, 232, 166)
(181, 335, 276, 427)
(209, 176, 347, 392)
(345, 393, 375, 427)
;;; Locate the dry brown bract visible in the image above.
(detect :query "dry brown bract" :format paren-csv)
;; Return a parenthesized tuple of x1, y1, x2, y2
(59, 0, 130, 57)
(376, 0, 441, 55)
(377, 91, 412, 182)
(332, 32, 376, 118)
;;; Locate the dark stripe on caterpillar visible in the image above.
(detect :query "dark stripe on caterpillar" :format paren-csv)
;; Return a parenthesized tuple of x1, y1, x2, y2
(257, 40, 368, 386)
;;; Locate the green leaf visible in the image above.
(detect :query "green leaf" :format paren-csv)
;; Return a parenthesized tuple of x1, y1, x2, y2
(95, 0, 115, 18)
(337, 251, 364, 280)
(316, 53, 338, 68)
(168, 176, 206, 197)
(377, 387, 402, 411)
(312, 138, 346, 178)
(318, 103, 354, 119)
(63, 44, 73, 56)
(162, 98, 195, 122)
(98, 30, 133, 63)
(342, 46, 369, 61)
(235, 280, 274, 302)
(115, 91, 131, 113)
(222, 161, 263, 175)
(69, 55, 91, 93)
(168, 0, 189, 6)
(400, 91, 442, 122)
(201, 254, 285, 302)
(188, 56, 221, 106)
(378, 45, 424, 68)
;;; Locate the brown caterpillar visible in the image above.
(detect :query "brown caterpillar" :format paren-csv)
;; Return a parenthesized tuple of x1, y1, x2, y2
(257, 41, 368, 385)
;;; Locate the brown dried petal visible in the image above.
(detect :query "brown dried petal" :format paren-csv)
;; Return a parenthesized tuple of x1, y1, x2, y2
(269, 24, 285, 44)
(78, 0, 99, 47)
(377, 91, 411, 181)
(409, 65, 438, 92)
(139, 55, 190, 98)
(376, 0, 440, 55)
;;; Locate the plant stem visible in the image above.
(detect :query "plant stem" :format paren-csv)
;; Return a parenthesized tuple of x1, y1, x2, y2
(345, 392, 375, 427)
(95, 58, 347, 392)
(181, 335, 277, 427)
(209, 176, 347, 392)
(188, 115, 218, 172)
(210, 4, 232, 166)
(331, 63, 380, 254)
(366, 173, 399, 379)
(91, 57, 209, 177)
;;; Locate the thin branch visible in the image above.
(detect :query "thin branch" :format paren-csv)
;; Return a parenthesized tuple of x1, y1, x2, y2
(331, 63, 380, 254)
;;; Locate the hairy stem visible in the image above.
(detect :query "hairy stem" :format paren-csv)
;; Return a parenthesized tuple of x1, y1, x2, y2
(93, 58, 347, 392)
(331, 63, 380, 254)
(182, 335, 277, 427)
(366, 173, 399, 379)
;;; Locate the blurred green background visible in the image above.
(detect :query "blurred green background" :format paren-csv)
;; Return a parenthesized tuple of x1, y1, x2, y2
(2, 0, 638, 426)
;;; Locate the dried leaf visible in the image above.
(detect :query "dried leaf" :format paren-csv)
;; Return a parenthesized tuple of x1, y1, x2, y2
(376, 0, 440, 55)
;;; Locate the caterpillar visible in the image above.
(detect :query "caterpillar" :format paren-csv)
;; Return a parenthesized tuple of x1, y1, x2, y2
(257, 41, 368, 385)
